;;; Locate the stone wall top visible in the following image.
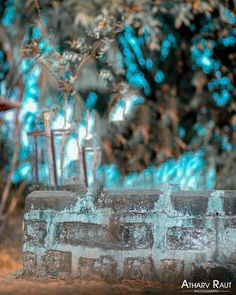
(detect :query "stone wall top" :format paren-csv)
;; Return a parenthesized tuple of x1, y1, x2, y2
(25, 189, 236, 216)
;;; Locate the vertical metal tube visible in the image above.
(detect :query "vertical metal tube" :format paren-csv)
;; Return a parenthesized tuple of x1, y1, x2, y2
(33, 135, 39, 184)
(43, 111, 55, 186)
(51, 130, 58, 186)
(81, 145, 88, 188)
(93, 148, 97, 183)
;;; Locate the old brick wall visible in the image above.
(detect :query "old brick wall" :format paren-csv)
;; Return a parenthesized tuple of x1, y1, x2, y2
(23, 189, 236, 282)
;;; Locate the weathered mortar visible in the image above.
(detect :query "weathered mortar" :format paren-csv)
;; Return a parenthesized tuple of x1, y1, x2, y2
(23, 189, 236, 283)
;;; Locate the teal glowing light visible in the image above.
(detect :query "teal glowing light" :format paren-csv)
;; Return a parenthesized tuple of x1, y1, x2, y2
(86, 92, 98, 109)
(24, 100, 38, 114)
(178, 127, 186, 138)
(191, 39, 220, 74)
(21, 130, 29, 147)
(32, 26, 41, 39)
(64, 137, 79, 166)
(118, 28, 152, 96)
(160, 34, 176, 60)
(110, 95, 144, 121)
(125, 95, 144, 114)
(4, 109, 15, 122)
(1, 1, 15, 26)
(39, 39, 53, 54)
(146, 59, 153, 70)
(12, 162, 31, 182)
(97, 151, 215, 190)
(155, 70, 165, 83)
(208, 74, 233, 106)
(221, 6, 236, 25)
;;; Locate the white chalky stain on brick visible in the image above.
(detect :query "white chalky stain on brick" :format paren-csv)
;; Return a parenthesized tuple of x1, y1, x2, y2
(208, 190, 225, 215)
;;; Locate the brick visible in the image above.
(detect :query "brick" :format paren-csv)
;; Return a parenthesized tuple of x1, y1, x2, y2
(224, 218, 236, 228)
(95, 189, 160, 213)
(78, 256, 117, 281)
(192, 264, 208, 281)
(208, 266, 233, 281)
(109, 222, 153, 249)
(24, 221, 47, 246)
(170, 190, 236, 216)
(178, 217, 206, 227)
(124, 197, 157, 213)
(56, 222, 106, 247)
(189, 218, 206, 227)
(171, 193, 208, 216)
(23, 252, 37, 276)
(160, 259, 184, 283)
(223, 229, 236, 263)
(42, 250, 72, 278)
(25, 191, 80, 212)
(192, 262, 234, 282)
(166, 226, 215, 250)
(224, 196, 236, 216)
(25, 190, 236, 215)
(227, 263, 236, 283)
(123, 257, 156, 280)
(55, 222, 153, 250)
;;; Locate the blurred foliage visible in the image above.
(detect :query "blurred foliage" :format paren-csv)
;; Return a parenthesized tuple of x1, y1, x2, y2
(0, 0, 236, 189)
